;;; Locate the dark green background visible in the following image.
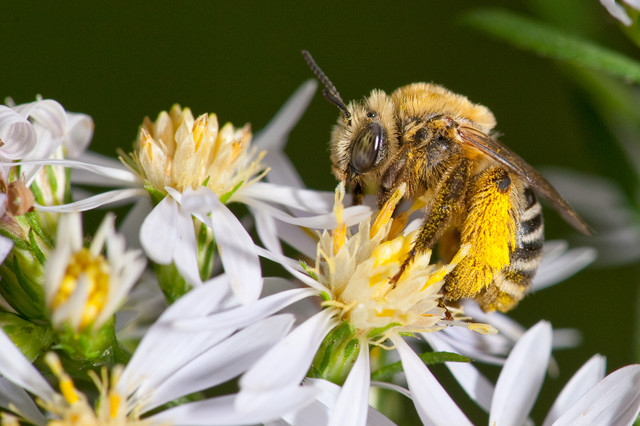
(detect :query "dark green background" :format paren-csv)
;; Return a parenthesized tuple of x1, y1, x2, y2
(3, 1, 639, 423)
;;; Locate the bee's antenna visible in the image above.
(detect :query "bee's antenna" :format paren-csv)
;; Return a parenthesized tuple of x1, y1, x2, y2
(302, 50, 351, 121)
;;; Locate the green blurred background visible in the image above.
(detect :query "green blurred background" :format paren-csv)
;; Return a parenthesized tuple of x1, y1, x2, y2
(3, 0, 639, 423)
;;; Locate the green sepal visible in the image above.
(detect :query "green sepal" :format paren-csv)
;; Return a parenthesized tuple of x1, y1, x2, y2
(196, 221, 216, 282)
(54, 316, 130, 365)
(371, 351, 471, 382)
(154, 262, 192, 304)
(462, 9, 640, 84)
(308, 321, 360, 385)
(0, 313, 53, 362)
(145, 183, 167, 206)
(300, 260, 319, 281)
(0, 252, 47, 321)
(219, 180, 244, 205)
(367, 322, 401, 339)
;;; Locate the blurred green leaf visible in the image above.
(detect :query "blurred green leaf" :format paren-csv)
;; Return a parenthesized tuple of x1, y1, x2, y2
(462, 9, 640, 84)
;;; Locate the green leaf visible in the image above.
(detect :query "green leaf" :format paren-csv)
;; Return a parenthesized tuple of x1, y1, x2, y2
(371, 351, 470, 382)
(462, 9, 640, 84)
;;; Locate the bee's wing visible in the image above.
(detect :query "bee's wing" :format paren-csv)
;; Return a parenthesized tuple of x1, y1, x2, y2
(457, 126, 592, 235)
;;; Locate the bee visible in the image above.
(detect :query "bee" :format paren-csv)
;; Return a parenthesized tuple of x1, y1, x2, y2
(302, 51, 591, 312)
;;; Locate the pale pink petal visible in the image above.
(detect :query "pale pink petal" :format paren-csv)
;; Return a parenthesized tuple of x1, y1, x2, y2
(490, 321, 552, 426)
(390, 333, 472, 426)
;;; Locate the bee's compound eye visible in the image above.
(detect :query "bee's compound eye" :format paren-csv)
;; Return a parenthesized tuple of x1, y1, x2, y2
(350, 123, 383, 174)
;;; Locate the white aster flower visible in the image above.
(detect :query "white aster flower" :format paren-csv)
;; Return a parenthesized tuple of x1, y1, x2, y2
(0, 273, 314, 425)
(0, 96, 93, 182)
(44, 212, 146, 332)
(25, 81, 358, 304)
(172, 183, 493, 425)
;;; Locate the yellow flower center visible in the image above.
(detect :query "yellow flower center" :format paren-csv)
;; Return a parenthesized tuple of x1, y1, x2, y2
(51, 248, 110, 330)
(41, 353, 151, 426)
(318, 183, 454, 335)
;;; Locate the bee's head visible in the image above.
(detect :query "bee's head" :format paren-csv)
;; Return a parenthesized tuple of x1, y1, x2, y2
(302, 50, 398, 186)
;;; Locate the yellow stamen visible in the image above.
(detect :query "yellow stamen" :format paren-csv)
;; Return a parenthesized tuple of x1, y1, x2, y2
(192, 114, 208, 152)
(51, 248, 110, 330)
(332, 183, 347, 254)
(371, 184, 406, 238)
(45, 353, 80, 405)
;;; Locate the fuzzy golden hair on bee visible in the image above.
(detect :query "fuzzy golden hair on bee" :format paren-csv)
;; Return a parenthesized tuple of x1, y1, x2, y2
(390, 83, 497, 134)
(330, 90, 398, 183)
(303, 50, 590, 312)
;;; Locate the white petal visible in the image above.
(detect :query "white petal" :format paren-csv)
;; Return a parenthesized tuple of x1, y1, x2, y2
(490, 321, 552, 426)
(117, 197, 153, 250)
(0, 376, 46, 425)
(543, 354, 606, 426)
(254, 80, 317, 152)
(237, 183, 336, 214)
(241, 191, 372, 228)
(172, 288, 317, 331)
(0, 329, 55, 402)
(172, 203, 203, 286)
(140, 196, 178, 264)
(63, 112, 93, 158)
(11, 158, 141, 187)
(34, 188, 147, 212)
(146, 314, 295, 411)
(599, 0, 633, 25)
(280, 379, 396, 426)
(239, 309, 336, 402)
(424, 333, 494, 412)
(533, 244, 597, 291)
(0, 105, 37, 159)
(152, 388, 318, 425)
(181, 187, 261, 303)
(72, 151, 133, 186)
(254, 80, 317, 188)
(389, 333, 472, 426)
(329, 337, 370, 426)
(118, 276, 233, 400)
(89, 212, 114, 256)
(0, 236, 13, 264)
(552, 364, 640, 426)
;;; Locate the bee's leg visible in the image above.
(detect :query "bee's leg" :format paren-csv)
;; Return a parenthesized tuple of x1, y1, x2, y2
(349, 179, 364, 205)
(475, 186, 543, 312)
(391, 159, 470, 284)
(443, 167, 518, 304)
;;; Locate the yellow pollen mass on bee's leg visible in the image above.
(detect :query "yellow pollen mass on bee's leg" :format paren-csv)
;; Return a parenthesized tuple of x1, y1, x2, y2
(446, 168, 516, 300)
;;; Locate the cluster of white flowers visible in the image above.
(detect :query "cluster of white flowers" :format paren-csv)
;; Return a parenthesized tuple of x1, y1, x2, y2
(0, 77, 638, 426)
